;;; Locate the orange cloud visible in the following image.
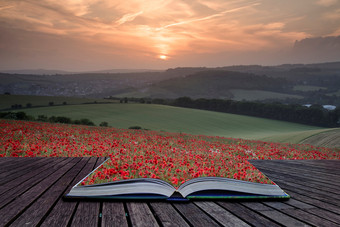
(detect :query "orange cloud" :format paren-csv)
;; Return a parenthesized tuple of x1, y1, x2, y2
(0, 0, 338, 70)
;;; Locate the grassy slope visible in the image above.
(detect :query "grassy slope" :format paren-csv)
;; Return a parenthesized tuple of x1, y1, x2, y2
(0, 95, 118, 110)
(13, 103, 322, 140)
(261, 128, 333, 143)
(300, 128, 340, 148)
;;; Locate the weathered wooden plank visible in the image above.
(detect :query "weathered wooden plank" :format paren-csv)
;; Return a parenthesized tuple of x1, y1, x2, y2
(253, 160, 340, 224)
(269, 160, 340, 172)
(304, 208, 340, 225)
(262, 201, 293, 210)
(101, 202, 128, 227)
(283, 198, 340, 224)
(264, 201, 339, 226)
(0, 157, 46, 176)
(250, 160, 340, 182)
(173, 202, 220, 227)
(241, 202, 310, 227)
(280, 208, 339, 226)
(10, 158, 87, 226)
(41, 157, 99, 227)
(0, 157, 48, 180)
(194, 201, 250, 227)
(0, 157, 36, 168)
(0, 157, 55, 192)
(149, 202, 190, 227)
(283, 189, 340, 216)
(267, 179, 340, 206)
(252, 161, 340, 184)
(257, 166, 340, 193)
(259, 210, 311, 226)
(70, 157, 106, 227)
(263, 165, 340, 187)
(71, 201, 101, 227)
(239, 202, 273, 211)
(251, 161, 340, 186)
(251, 164, 340, 201)
(254, 164, 340, 194)
(218, 202, 281, 227)
(0, 158, 73, 209)
(0, 157, 40, 174)
(126, 202, 159, 227)
(279, 177, 340, 200)
(258, 159, 340, 167)
(284, 198, 315, 209)
(251, 159, 340, 172)
(0, 157, 9, 164)
(0, 158, 79, 226)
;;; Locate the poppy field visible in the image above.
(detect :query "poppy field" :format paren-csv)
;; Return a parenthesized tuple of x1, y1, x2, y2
(1, 119, 339, 188)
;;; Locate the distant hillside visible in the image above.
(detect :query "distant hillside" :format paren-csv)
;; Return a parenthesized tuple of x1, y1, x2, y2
(0, 68, 162, 75)
(110, 62, 340, 105)
(1, 61, 340, 105)
(218, 61, 340, 78)
(0, 71, 168, 98)
(0, 69, 74, 75)
(123, 70, 290, 99)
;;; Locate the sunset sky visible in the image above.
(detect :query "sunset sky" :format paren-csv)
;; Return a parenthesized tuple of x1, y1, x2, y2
(1, 0, 340, 71)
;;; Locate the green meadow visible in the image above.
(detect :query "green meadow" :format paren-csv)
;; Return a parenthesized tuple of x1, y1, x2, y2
(10, 102, 323, 141)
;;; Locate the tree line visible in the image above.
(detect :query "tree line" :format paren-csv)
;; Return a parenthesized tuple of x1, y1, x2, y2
(169, 97, 340, 127)
(0, 112, 101, 126)
(115, 97, 340, 127)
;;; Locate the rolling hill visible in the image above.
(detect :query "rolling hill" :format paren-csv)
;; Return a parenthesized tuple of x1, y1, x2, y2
(9, 102, 323, 141)
(116, 70, 291, 99)
(300, 128, 340, 148)
(1, 62, 340, 105)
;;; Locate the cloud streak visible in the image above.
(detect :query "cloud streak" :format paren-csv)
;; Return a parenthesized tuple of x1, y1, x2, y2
(155, 2, 261, 31)
(116, 11, 144, 25)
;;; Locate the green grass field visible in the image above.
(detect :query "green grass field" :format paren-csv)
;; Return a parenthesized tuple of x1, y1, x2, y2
(300, 128, 340, 147)
(261, 128, 333, 143)
(10, 102, 323, 141)
(262, 128, 340, 148)
(0, 95, 118, 110)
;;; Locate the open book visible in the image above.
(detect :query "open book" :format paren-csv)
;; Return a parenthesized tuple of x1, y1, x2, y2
(65, 160, 290, 201)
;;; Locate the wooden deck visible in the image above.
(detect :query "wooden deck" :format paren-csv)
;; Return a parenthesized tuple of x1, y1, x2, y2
(0, 158, 339, 227)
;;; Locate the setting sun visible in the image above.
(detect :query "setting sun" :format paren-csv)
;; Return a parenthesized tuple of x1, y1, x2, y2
(159, 55, 167, 60)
